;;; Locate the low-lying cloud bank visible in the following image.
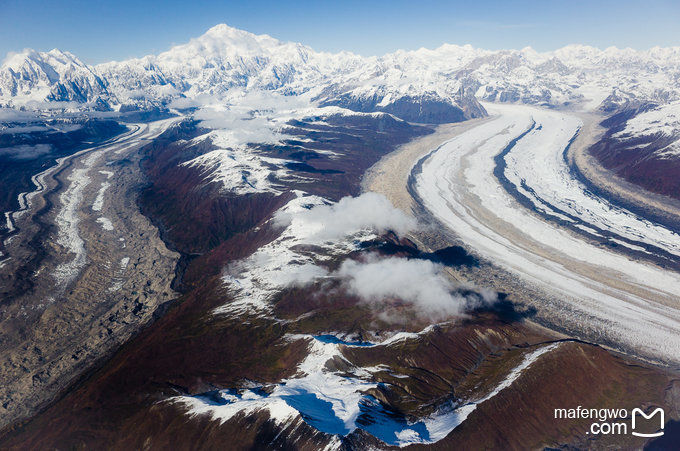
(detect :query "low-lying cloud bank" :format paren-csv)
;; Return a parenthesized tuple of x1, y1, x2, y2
(337, 255, 465, 319)
(275, 192, 417, 242)
(293, 254, 498, 321)
(180, 90, 310, 148)
(0, 143, 52, 160)
(217, 192, 419, 314)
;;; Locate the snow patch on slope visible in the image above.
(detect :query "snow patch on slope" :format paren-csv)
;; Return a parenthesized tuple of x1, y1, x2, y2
(360, 342, 560, 447)
(96, 217, 114, 231)
(174, 335, 376, 435)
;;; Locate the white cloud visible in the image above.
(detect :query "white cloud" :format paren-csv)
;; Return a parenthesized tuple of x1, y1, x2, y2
(23, 100, 80, 111)
(280, 253, 499, 321)
(191, 89, 309, 132)
(168, 96, 202, 109)
(198, 112, 288, 147)
(0, 108, 40, 122)
(275, 192, 417, 243)
(336, 255, 465, 319)
(216, 193, 497, 320)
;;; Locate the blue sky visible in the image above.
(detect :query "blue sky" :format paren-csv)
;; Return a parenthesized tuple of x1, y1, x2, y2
(1, 0, 679, 64)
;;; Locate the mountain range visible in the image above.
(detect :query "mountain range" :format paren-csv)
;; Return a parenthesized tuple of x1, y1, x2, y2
(3, 24, 680, 123)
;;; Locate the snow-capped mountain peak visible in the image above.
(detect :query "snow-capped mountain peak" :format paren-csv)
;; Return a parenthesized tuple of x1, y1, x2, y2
(158, 23, 298, 63)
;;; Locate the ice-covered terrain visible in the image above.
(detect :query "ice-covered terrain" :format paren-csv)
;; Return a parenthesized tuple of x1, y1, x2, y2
(616, 101, 680, 138)
(92, 170, 113, 212)
(52, 153, 95, 285)
(3, 22, 680, 451)
(0, 48, 108, 107)
(414, 103, 680, 364)
(2, 125, 142, 240)
(2, 118, 178, 289)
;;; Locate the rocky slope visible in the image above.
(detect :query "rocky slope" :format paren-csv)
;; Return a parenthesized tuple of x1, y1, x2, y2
(0, 119, 180, 429)
(0, 118, 125, 215)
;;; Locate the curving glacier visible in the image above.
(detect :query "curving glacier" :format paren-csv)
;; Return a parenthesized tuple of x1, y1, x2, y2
(414, 103, 680, 365)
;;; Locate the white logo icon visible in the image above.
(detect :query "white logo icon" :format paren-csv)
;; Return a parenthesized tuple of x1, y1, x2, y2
(631, 407, 664, 438)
